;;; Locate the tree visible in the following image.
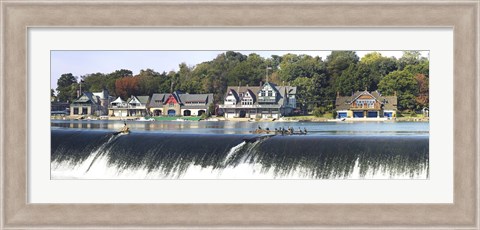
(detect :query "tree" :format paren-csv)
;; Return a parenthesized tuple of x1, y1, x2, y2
(397, 51, 427, 70)
(136, 69, 167, 96)
(360, 52, 398, 78)
(278, 54, 324, 82)
(81, 72, 107, 92)
(228, 53, 266, 87)
(105, 69, 133, 97)
(325, 51, 359, 79)
(415, 73, 429, 109)
(291, 77, 314, 114)
(378, 70, 418, 110)
(115, 77, 140, 99)
(56, 73, 78, 102)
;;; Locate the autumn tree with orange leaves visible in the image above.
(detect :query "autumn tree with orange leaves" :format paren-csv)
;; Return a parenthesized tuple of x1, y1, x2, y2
(115, 77, 140, 100)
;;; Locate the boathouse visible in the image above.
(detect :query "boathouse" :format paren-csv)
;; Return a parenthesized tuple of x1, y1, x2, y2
(335, 90, 397, 119)
(70, 89, 112, 116)
(219, 82, 297, 119)
(108, 95, 150, 117)
(148, 91, 214, 117)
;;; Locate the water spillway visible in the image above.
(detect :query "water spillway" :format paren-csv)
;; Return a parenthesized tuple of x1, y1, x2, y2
(51, 129, 429, 179)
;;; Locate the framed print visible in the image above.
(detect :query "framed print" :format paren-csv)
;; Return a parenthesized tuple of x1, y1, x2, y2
(1, 0, 478, 229)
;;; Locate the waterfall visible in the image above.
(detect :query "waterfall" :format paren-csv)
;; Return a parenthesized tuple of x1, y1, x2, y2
(51, 130, 429, 179)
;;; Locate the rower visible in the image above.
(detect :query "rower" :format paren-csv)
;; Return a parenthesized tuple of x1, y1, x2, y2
(121, 122, 129, 133)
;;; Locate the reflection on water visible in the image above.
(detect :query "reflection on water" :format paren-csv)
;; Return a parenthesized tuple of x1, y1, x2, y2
(51, 120, 429, 136)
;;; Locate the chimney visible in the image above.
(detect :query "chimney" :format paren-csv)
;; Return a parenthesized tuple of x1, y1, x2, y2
(337, 91, 340, 97)
(394, 91, 397, 96)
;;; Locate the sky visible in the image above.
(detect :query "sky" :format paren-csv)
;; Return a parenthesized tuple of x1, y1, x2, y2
(51, 50, 429, 90)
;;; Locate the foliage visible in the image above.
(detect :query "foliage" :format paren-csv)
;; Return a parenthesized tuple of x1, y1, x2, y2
(115, 77, 140, 99)
(208, 103, 215, 116)
(55, 51, 429, 112)
(56, 73, 78, 102)
(313, 106, 327, 117)
(378, 70, 418, 110)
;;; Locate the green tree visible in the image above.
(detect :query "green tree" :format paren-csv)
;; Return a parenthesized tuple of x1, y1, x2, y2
(228, 53, 266, 87)
(378, 70, 418, 110)
(325, 51, 359, 79)
(278, 54, 324, 82)
(136, 69, 166, 96)
(56, 73, 78, 102)
(397, 51, 428, 70)
(291, 77, 314, 114)
(360, 52, 398, 79)
(81, 72, 107, 92)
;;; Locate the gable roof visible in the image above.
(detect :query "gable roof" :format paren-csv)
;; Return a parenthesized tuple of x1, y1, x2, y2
(128, 95, 150, 105)
(148, 93, 168, 107)
(224, 84, 297, 106)
(226, 88, 240, 101)
(179, 94, 213, 104)
(72, 92, 99, 104)
(148, 92, 213, 108)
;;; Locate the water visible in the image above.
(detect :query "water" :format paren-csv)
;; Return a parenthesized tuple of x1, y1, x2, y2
(51, 120, 429, 179)
(51, 120, 429, 136)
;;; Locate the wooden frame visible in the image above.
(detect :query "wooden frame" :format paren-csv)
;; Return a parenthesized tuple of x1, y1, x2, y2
(1, 0, 478, 229)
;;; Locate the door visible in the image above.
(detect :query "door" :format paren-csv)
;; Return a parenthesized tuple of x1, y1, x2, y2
(353, 111, 364, 118)
(367, 111, 377, 118)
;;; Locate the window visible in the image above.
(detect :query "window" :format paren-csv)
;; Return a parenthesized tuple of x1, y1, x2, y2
(261, 91, 265, 97)
(268, 91, 272, 96)
(169, 102, 174, 107)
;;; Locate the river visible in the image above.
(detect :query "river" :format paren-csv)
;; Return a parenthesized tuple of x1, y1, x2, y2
(51, 120, 429, 179)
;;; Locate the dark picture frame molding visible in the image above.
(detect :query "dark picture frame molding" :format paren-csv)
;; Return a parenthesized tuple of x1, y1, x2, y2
(1, 1, 478, 229)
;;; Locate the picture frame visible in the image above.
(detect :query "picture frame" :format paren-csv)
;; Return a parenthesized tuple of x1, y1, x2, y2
(1, 0, 478, 229)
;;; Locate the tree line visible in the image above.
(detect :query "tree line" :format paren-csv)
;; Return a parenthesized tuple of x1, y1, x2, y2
(53, 51, 429, 113)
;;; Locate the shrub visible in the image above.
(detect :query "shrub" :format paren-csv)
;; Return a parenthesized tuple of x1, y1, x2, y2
(313, 106, 326, 117)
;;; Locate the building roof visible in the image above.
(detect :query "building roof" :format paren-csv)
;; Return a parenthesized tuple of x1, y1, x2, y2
(224, 83, 297, 107)
(72, 92, 100, 104)
(335, 90, 397, 110)
(127, 95, 150, 105)
(148, 93, 168, 107)
(179, 94, 213, 104)
(148, 92, 213, 108)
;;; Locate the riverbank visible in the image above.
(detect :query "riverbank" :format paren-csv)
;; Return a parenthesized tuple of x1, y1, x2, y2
(51, 115, 429, 122)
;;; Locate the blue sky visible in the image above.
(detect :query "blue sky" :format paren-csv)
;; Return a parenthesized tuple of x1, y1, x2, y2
(51, 50, 429, 90)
